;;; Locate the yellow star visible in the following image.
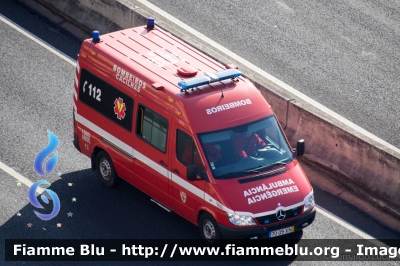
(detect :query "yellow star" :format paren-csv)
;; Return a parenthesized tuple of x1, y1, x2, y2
(68, 183, 73, 187)
(27, 223, 32, 227)
(17, 182, 21, 187)
(72, 197, 77, 202)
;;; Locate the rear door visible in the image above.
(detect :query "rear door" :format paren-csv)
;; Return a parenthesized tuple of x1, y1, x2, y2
(76, 64, 136, 185)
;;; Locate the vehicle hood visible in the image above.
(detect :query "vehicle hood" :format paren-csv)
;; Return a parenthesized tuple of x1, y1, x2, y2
(216, 161, 312, 215)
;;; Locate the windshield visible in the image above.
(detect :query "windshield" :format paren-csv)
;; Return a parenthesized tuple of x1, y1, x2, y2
(198, 115, 293, 179)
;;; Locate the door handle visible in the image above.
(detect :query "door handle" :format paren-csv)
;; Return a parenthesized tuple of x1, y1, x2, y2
(172, 168, 180, 175)
(159, 160, 167, 167)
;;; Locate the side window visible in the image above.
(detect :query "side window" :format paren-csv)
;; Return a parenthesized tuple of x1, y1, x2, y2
(177, 130, 204, 174)
(136, 105, 168, 153)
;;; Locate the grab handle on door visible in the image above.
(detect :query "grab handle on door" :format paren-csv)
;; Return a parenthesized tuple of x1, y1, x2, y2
(159, 160, 167, 167)
(172, 168, 180, 175)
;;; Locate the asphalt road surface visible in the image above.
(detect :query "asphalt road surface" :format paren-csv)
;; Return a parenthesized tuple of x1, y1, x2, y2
(144, 0, 400, 149)
(0, 1, 399, 265)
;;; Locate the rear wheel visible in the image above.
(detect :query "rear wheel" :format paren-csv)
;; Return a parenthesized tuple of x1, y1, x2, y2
(199, 213, 221, 243)
(96, 151, 121, 187)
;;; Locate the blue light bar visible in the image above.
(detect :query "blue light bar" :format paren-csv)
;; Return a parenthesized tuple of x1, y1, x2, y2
(178, 69, 242, 90)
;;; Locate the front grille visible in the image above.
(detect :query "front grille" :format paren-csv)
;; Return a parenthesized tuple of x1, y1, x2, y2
(256, 206, 303, 225)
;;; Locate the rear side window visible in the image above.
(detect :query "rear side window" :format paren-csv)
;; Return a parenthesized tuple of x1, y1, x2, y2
(136, 105, 168, 153)
(79, 68, 133, 131)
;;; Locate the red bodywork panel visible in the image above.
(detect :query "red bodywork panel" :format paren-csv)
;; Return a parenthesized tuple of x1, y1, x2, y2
(72, 24, 314, 233)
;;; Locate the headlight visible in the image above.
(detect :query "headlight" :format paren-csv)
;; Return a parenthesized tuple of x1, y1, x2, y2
(303, 192, 315, 212)
(227, 213, 256, 226)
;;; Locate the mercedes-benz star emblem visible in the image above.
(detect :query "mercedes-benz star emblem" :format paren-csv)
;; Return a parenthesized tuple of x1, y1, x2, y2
(276, 209, 286, 221)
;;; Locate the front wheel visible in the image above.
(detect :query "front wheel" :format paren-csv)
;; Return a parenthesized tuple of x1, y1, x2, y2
(199, 213, 221, 243)
(95, 151, 121, 187)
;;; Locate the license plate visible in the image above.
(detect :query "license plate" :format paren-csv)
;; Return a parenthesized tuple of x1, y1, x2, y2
(269, 226, 294, 238)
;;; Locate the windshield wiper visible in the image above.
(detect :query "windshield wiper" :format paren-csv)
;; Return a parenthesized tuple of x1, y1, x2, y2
(249, 160, 290, 172)
(226, 166, 261, 176)
(217, 160, 291, 179)
(244, 169, 260, 173)
(222, 170, 246, 176)
(238, 167, 287, 184)
(217, 169, 251, 179)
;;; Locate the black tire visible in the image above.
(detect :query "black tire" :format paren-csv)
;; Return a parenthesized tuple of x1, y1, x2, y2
(199, 212, 221, 243)
(95, 151, 121, 187)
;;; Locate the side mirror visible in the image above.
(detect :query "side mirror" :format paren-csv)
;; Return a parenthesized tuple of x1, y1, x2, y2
(186, 165, 198, 181)
(296, 139, 305, 157)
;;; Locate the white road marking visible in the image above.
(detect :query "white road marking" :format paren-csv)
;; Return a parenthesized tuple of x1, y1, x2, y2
(0, 8, 394, 241)
(316, 205, 392, 251)
(0, 14, 75, 194)
(136, 0, 400, 154)
(316, 205, 374, 239)
(275, 1, 295, 13)
(0, 161, 44, 194)
(0, 13, 76, 66)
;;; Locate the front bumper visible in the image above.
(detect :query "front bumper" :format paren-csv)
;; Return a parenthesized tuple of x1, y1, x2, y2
(219, 208, 316, 239)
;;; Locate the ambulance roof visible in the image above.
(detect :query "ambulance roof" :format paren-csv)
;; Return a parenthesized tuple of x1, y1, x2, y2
(80, 23, 273, 133)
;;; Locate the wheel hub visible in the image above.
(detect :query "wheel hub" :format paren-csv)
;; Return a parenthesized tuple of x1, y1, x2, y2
(203, 219, 216, 240)
(99, 158, 111, 180)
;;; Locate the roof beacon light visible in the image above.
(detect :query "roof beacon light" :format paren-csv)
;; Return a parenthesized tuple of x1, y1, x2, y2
(147, 17, 155, 30)
(92, 30, 100, 43)
(178, 69, 241, 90)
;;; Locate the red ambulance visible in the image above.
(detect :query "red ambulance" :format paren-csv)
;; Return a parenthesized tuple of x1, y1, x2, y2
(73, 18, 315, 242)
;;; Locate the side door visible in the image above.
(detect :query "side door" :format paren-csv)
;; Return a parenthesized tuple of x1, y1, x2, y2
(170, 122, 206, 224)
(132, 96, 172, 209)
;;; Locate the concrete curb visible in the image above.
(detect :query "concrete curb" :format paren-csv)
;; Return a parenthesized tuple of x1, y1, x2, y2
(24, 0, 400, 224)
(299, 157, 400, 234)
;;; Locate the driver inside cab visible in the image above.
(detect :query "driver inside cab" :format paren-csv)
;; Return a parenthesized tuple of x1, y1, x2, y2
(234, 131, 266, 158)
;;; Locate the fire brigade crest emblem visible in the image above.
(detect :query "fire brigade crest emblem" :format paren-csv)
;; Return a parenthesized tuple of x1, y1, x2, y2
(114, 97, 126, 120)
(180, 191, 187, 203)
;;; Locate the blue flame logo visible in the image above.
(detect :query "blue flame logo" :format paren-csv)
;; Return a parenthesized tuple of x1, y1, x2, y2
(29, 130, 61, 221)
(33, 130, 59, 176)
(28, 180, 60, 221)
